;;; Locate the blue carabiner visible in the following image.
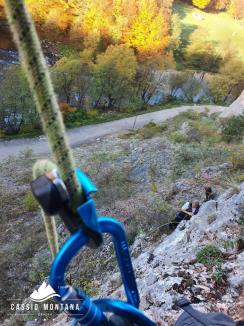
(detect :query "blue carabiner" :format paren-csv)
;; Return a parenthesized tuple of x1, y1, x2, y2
(50, 218, 155, 325)
(49, 170, 156, 325)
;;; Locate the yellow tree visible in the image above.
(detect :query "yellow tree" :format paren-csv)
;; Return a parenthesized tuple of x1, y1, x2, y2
(25, 0, 74, 31)
(123, 0, 169, 59)
(192, 0, 211, 9)
(70, 0, 111, 49)
(78, 1, 110, 36)
(25, 0, 48, 21)
(109, 0, 128, 43)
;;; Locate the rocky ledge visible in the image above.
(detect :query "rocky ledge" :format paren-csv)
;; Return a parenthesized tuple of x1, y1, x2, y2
(99, 183, 244, 325)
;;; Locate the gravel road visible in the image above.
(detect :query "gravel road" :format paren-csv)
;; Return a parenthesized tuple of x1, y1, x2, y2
(0, 105, 225, 161)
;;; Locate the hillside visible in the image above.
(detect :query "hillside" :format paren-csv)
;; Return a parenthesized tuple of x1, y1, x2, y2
(1, 1, 244, 140)
(100, 186, 244, 324)
(174, 1, 244, 63)
(1, 109, 244, 325)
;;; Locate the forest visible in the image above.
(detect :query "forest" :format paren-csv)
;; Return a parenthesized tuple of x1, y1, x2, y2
(0, 0, 243, 136)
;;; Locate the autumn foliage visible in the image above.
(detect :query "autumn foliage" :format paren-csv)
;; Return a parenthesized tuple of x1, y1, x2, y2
(123, 0, 169, 59)
(0, 0, 173, 58)
(192, 0, 211, 9)
(59, 102, 76, 113)
(191, 0, 244, 16)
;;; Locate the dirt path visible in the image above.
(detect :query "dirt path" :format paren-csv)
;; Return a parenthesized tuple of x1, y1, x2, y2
(0, 105, 225, 161)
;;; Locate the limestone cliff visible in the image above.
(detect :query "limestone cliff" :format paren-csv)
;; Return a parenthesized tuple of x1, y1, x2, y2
(48, 183, 244, 326)
(220, 90, 244, 118)
(99, 184, 244, 325)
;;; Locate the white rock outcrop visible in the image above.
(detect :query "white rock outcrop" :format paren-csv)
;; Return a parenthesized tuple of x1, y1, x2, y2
(100, 184, 244, 325)
(220, 90, 244, 118)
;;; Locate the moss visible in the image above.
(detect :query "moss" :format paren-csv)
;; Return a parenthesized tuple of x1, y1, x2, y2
(196, 245, 223, 267)
(136, 122, 168, 139)
(221, 115, 244, 143)
(230, 147, 244, 170)
(169, 131, 188, 143)
(177, 110, 202, 121)
(23, 191, 39, 212)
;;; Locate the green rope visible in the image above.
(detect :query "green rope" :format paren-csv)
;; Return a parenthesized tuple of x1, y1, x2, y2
(40, 211, 59, 258)
(4, 0, 85, 209)
(4, 0, 85, 257)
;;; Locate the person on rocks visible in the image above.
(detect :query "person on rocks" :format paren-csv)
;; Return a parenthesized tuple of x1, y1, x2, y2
(169, 200, 200, 230)
(204, 185, 215, 202)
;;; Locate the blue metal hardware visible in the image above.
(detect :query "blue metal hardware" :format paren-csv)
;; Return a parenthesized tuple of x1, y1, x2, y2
(76, 169, 102, 247)
(99, 218, 140, 308)
(50, 170, 156, 325)
(61, 287, 107, 325)
(94, 299, 156, 326)
(75, 169, 97, 197)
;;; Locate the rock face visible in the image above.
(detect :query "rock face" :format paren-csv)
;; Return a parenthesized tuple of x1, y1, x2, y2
(220, 90, 244, 118)
(148, 70, 210, 105)
(100, 184, 244, 325)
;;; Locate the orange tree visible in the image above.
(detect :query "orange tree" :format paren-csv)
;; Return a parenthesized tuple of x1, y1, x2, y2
(123, 0, 169, 59)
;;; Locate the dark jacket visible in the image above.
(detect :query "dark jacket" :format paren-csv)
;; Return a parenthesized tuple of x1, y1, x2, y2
(176, 202, 200, 222)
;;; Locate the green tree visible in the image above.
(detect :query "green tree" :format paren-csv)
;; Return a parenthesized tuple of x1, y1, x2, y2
(184, 29, 222, 72)
(221, 115, 244, 143)
(209, 57, 244, 104)
(52, 52, 92, 108)
(91, 44, 137, 109)
(208, 75, 231, 104)
(220, 58, 244, 99)
(167, 72, 191, 99)
(52, 57, 79, 104)
(135, 57, 163, 105)
(169, 13, 182, 53)
(0, 67, 36, 135)
(181, 73, 202, 101)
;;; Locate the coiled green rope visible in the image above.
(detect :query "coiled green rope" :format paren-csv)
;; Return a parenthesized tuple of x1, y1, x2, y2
(4, 0, 85, 256)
